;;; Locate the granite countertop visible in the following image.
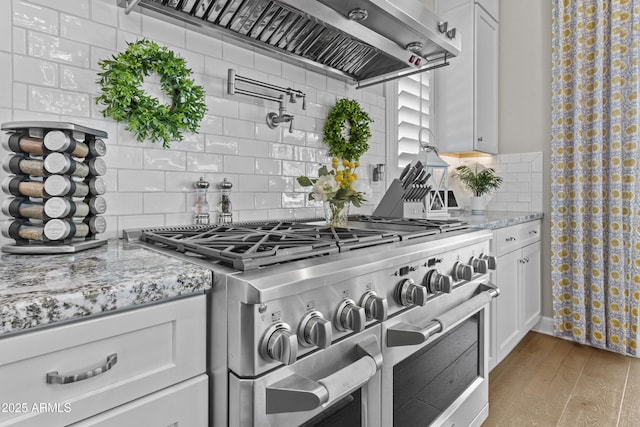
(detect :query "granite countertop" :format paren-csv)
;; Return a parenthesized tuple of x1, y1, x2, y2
(0, 240, 212, 337)
(452, 210, 544, 229)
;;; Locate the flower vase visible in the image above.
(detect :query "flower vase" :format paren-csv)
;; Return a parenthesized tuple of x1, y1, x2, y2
(324, 201, 350, 228)
(470, 196, 486, 215)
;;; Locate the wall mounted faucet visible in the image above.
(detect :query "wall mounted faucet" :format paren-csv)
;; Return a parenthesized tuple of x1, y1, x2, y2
(227, 69, 306, 133)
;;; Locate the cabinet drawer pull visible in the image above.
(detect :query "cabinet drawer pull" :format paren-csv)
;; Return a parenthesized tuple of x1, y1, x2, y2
(46, 353, 118, 385)
(529, 230, 538, 235)
(506, 237, 516, 242)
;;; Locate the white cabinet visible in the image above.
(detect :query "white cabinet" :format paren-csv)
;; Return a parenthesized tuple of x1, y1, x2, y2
(0, 296, 207, 426)
(491, 220, 542, 369)
(435, 0, 499, 155)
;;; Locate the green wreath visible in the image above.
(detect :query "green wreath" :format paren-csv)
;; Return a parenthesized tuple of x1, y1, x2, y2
(323, 98, 373, 161)
(96, 39, 207, 149)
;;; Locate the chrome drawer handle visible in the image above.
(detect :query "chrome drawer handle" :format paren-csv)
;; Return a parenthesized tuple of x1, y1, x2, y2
(529, 230, 538, 235)
(506, 237, 516, 242)
(46, 353, 118, 385)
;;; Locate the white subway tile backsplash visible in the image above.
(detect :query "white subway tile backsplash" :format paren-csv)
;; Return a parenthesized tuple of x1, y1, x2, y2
(13, 1, 58, 35)
(31, 0, 89, 18)
(144, 149, 186, 171)
(187, 152, 223, 172)
(13, 83, 27, 109)
(106, 145, 143, 169)
(144, 192, 186, 213)
(206, 135, 239, 155)
(223, 117, 254, 139)
(239, 174, 269, 192)
(61, 65, 98, 91)
(255, 158, 281, 175)
(14, 55, 57, 86)
(282, 192, 305, 208)
(223, 43, 254, 68)
(118, 170, 165, 191)
(29, 32, 91, 67)
(507, 162, 530, 173)
(91, 0, 118, 27)
(270, 143, 293, 160)
(224, 155, 254, 174)
(186, 31, 222, 58)
(0, 2, 11, 53)
(238, 138, 268, 157)
(12, 28, 25, 55)
(140, 15, 185, 48)
(104, 193, 143, 215)
(29, 86, 89, 116)
(0, 0, 389, 238)
(61, 14, 116, 50)
(255, 192, 281, 209)
(268, 176, 293, 192)
(282, 160, 306, 178)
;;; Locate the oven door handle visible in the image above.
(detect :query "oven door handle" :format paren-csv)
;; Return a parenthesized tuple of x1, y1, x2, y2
(265, 335, 382, 414)
(387, 283, 499, 348)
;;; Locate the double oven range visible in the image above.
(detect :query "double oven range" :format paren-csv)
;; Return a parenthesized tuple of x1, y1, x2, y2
(126, 216, 499, 426)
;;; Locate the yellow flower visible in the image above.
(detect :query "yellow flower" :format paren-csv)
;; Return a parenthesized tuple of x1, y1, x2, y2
(354, 161, 360, 167)
(332, 157, 339, 163)
(352, 173, 358, 180)
(342, 159, 350, 167)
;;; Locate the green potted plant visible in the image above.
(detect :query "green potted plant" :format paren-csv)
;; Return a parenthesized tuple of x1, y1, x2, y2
(453, 163, 503, 214)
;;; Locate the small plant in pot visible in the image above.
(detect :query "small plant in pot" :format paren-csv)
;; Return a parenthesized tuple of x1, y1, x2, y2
(453, 163, 503, 215)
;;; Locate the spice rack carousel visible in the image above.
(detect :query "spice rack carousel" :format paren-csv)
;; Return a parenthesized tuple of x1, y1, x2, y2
(1, 121, 108, 254)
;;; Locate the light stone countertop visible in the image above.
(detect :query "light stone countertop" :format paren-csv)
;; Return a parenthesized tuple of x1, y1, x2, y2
(0, 239, 212, 337)
(452, 210, 544, 229)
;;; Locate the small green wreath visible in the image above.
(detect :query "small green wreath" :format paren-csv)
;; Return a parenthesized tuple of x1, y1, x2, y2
(323, 98, 373, 161)
(96, 39, 207, 149)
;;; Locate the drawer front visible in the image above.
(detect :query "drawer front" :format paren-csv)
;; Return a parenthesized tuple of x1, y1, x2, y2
(70, 375, 208, 427)
(495, 220, 541, 256)
(0, 295, 206, 426)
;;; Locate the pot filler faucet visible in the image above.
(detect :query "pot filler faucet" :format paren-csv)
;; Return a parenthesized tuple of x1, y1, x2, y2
(227, 69, 306, 133)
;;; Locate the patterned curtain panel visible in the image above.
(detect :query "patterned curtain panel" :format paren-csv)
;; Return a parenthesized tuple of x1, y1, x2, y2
(551, 0, 640, 355)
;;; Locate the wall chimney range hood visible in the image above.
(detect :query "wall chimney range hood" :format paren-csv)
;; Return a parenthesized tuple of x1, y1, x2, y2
(118, 0, 461, 88)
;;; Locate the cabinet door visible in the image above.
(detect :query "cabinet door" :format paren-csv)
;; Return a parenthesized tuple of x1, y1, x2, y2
(496, 249, 520, 363)
(521, 242, 542, 331)
(70, 375, 208, 426)
(474, 6, 499, 154)
(476, 0, 499, 21)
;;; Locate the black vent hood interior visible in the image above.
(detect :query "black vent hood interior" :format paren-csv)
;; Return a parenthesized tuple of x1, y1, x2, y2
(118, 0, 461, 87)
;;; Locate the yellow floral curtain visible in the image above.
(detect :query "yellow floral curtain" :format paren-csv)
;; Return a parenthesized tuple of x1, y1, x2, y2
(551, 0, 640, 355)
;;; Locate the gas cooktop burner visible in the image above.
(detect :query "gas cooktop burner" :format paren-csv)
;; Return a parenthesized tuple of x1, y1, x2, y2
(138, 221, 399, 271)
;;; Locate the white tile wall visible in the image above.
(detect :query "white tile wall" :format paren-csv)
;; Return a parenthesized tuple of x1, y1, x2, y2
(0, 0, 386, 244)
(445, 152, 544, 213)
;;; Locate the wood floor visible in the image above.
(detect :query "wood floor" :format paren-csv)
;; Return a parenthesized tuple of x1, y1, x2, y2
(482, 331, 640, 426)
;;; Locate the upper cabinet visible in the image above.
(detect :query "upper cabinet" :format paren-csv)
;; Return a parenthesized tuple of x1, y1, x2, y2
(435, 0, 499, 155)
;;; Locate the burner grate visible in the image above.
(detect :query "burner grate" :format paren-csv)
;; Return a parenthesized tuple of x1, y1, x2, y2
(138, 222, 399, 270)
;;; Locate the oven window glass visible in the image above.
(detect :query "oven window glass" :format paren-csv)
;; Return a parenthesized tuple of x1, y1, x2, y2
(300, 389, 361, 427)
(393, 313, 480, 427)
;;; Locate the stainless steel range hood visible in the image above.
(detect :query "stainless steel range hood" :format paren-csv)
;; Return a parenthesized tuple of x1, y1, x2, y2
(118, 0, 461, 87)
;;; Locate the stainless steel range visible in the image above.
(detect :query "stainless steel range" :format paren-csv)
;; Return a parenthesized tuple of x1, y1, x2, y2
(125, 216, 498, 427)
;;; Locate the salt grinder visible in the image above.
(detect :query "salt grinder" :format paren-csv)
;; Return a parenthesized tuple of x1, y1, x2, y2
(193, 177, 210, 225)
(217, 178, 233, 224)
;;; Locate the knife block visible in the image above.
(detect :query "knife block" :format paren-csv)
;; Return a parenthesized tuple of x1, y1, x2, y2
(373, 179, 424, 218)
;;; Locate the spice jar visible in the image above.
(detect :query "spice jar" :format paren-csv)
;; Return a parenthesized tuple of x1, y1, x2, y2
(3, 134, 107, 158)
(43, 197, 90, 219)
(2, 156, 48, 177)
(85, 177, 107, 195)
(2, 220, 47, 241)
(2, 198, 46, 220)
(2, 176, 46, 198)
(85, 216, 107, 234)
(43, 130, 90, 158)
(43, 175, 90, 198)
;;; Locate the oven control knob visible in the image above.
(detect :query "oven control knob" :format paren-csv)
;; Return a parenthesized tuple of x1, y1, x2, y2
(469, 256, 489, 274)
(480, 253, 497, 270)
(425, 269, 454, 294)
(360, 291, 388, 322)
(452, 262, 474, 281)
(260, 323, 298, 365)
(396, 278, 428, 307)
(335, 299, 366, 333)
(298, 311, 332, 349)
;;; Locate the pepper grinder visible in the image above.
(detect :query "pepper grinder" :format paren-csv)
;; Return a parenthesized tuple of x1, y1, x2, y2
(193, 177, 210, 225)
(217, 178, 233, 224)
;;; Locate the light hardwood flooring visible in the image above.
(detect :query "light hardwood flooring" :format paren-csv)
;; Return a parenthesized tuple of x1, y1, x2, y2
(482, 331, 640, 426)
